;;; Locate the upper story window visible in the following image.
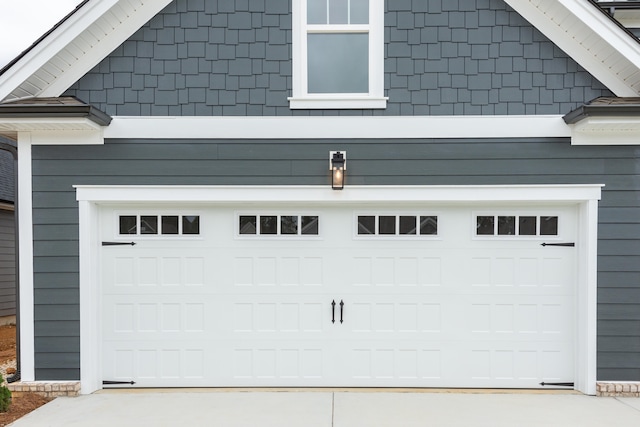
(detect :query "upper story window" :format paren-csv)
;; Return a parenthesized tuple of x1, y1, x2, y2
(289, 0, 387, 109)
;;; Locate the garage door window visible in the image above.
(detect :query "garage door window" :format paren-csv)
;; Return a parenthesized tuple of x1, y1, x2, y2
(357, 215, 438, 236)
(476, 215, 558, 237)
(238, 215, 319, 236)
(118, 215, 200, 236)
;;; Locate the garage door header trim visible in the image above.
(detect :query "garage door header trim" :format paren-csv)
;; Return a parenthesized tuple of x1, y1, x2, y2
(75, 184, 603, 204)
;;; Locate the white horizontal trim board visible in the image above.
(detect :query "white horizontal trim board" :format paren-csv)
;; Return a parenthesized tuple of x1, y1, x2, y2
(75, 184, 600, 395)
(103, 115, 571, 139)
(75, 185, 603, 204)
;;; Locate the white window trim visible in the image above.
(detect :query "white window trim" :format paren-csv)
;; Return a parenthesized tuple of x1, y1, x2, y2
(471, 212, 564, 240)
(289, 0, 387, 109)
(353, 212, 441, 240)
(235, 212, 322, 240)
(113, 211, 203, 240)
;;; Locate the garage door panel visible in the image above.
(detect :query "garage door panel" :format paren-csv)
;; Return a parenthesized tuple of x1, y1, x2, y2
(103, 250, 213, 294)
(211, 342, 334, 386)
(223, 249, 328, 291)
(104, 342, 213, 386)
(101, 204, 577, 388)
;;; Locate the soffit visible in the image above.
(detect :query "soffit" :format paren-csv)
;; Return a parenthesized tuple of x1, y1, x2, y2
(0, 0, 172, 103)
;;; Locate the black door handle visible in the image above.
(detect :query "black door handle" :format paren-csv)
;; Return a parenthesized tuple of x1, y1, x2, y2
(340, 300, 344, 324)
(331, 300, 336, 324)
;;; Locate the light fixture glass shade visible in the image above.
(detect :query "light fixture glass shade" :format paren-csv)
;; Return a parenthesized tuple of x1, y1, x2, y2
(330, 151, 346, 190)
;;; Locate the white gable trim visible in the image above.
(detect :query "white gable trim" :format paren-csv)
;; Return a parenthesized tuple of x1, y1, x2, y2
(0, 0, 172, 103)
(504, 0, 640, 97)
(103, 115, 571, 139)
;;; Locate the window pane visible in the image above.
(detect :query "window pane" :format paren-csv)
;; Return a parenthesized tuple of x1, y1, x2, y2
(540, 216, 558, 235)
(301, 216, 319, 235)
(476, 216, 494, 235)
(420, 216, 438, 235)
(162, 216, 179, 235)
(140, 216, 158, 234)
(379, 216, 396, 235)
(140, 215, 158, 234)
(399, 216, 417, 235)
(358, 216, 375, 235)
(307, 0, 327, 24)
(260, 216, 278, 234)
(350, 0, 369, 24)
(281, 216, 298, 235)
(329, 0, 348, 24)
(119, 216, 137, 235)
(498, 216, 516, 235)
(239, 216, 257, 235)
(182, 216, 200, 235)
(308, 33, 369, 93)
(519, 216, 537, 236)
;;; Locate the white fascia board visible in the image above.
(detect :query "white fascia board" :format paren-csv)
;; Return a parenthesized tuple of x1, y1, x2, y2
(504, 0, 640, 97)
(0, 0, 172, 101)
(29, 130, 104, 145)
(569, 117, 640, 145)
(103, 115, 571, 139)
(75, 185, 603, 204)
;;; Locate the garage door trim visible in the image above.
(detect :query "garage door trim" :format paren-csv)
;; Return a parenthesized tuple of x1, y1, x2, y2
(76, 184, 602, 395)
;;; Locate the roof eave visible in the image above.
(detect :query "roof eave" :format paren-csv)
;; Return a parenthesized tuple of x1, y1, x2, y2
(0, 105, 112, 127)
(0, 96, 112, 126)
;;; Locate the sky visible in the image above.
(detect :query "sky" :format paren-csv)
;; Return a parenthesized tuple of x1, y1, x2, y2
(0, 0, 80, 68)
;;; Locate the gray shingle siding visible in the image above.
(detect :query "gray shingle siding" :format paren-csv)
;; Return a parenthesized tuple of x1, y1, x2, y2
(31, 139, 639, 381)
(64, 0, 611, 116)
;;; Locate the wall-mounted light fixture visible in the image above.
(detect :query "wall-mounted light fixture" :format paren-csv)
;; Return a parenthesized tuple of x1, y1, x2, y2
(330, 151, 346, 190)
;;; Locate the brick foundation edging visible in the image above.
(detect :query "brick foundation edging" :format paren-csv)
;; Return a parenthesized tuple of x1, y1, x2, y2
(7, 381, 81, 398)
(597, 382, 640, 397)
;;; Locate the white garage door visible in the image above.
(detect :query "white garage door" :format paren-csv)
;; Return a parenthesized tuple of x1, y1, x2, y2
(101, 203, 576, 388)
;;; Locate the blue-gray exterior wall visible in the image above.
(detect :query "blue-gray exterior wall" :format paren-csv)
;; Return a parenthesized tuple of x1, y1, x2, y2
(0, 208, 15, 319)
(63, 0, 612, 116)
(0, 141, 16, 319)
(0, 143, 14, 204)
(31, 139, 640, 381)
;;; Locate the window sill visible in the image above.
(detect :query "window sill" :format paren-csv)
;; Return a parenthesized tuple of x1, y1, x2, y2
(288, 96, 388, 110)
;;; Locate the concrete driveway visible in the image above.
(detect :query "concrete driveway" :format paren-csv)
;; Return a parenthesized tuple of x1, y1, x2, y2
(8, 389, 640, 427)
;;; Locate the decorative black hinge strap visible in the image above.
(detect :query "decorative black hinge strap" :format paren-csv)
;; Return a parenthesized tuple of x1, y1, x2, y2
(539, 382, 574, 387)
(103, 380, 136, 385)
(102, 242, 137, 246)
(541, 243, 575, 247)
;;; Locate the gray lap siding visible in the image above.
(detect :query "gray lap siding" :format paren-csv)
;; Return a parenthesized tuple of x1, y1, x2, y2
(0, 209, 15, 318)
(31, 138, 640, 381)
